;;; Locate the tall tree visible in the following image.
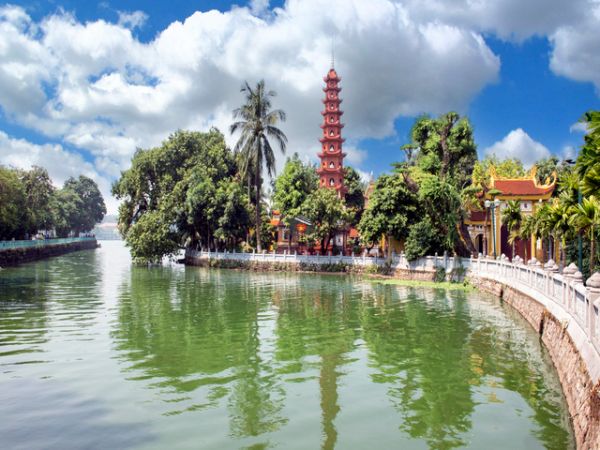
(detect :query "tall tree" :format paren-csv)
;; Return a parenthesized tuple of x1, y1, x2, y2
(572, 196, 600, 272)
(577, 111, 600, 197)
(0, 166, 27, 239)
(358, 173, 419, 259)
(63, 175, 106, 234)
(113, 129, 243, 261)
(343, 166, 366, 226)
(302, 188, 350, 255)
(535, 156, 560, 185)
(272, 154, 318, 250)
(402, 112, 478, 256)
(20, 166, 55, 235)
(231, 80, 287, 252)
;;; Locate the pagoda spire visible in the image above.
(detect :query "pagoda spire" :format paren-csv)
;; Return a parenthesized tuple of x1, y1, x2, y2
(316, 65, 346, 197)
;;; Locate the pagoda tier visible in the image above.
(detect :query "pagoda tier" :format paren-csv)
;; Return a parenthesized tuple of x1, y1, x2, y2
(317, 67, 346, 196)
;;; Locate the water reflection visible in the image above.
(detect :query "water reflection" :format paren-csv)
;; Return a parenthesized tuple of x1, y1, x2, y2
(1, 243, 573, 450)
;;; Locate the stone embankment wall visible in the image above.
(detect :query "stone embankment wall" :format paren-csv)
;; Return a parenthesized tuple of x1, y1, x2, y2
(470, 276, 600, 450)
(0, 239, 98, 267)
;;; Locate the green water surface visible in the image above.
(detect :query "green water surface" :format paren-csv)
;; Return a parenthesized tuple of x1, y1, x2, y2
(0, 241, 574, 449)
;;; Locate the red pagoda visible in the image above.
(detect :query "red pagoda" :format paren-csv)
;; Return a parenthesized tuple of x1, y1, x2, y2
(316, 65, 347, 196)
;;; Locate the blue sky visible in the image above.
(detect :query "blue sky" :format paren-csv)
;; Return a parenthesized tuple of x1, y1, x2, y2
(1, 0, 599, 212)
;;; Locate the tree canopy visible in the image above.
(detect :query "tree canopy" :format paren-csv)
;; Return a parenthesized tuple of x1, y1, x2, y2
(113, 129, 252, 262)
(0, 166, 105, 240)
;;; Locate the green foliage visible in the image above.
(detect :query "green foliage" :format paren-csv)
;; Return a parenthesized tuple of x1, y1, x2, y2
(344, 166, 366, 226)
(21, 166, 55, 234)
(113, 129, 249, 262)
(0, 165, 104, 240)
(127, 210, 180, 264)
(472, 155, 525, 190)
(231, 80, 287, 252)
(62, 176, 106, 234)
(358, 173, 418, 247)
(406, 112, 477, 188)
(572, 196, 600, 272)
(535, 156, 559, 184)
(404, 217, 437, 261)
(51, 188, 83, 238)
(434, 266, 447, 283)
(302, 188, 350, 255)
(0, 166, 27, 239)
(272, 153, 318, 223)
(501, 200, 522, 256)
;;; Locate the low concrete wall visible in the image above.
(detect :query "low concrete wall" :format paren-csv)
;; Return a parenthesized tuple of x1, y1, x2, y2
(0, 239, 98, 267)
(470, 276, 600, 449)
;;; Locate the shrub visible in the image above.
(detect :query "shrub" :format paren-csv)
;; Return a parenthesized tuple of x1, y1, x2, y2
(434, 265, 446, 283)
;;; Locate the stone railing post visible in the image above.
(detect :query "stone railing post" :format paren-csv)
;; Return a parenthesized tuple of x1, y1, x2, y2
(586, 273, 600, 338)
(544, 259, 559, 297)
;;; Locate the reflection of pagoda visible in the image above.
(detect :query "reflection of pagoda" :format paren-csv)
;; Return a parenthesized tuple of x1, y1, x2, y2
(316, 65, 347, 197)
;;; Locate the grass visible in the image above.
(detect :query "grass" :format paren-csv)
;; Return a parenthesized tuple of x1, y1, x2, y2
(365, 276, 474, 291)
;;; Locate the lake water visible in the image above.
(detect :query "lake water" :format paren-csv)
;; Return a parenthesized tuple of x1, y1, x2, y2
(0, 241, 574, 449)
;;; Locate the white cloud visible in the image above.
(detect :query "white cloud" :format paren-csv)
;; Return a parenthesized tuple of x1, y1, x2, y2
(0, 1, 504, 209)
(2, 0, 596, 215)
(570, 121, 589, 134)
(117, 10, 148, 29)
(562, 145, 578, 161)
(548, 2, 600, 91)
(249, 0, 270, 16)
(403, 0, 587, 41)
(0, 131, 117, 213)
(483, 128, 551, 167)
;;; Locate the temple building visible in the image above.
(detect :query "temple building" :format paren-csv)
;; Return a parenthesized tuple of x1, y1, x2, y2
(316, 67, 347, 197)
(271, 64, 350, 254)
(465, 167, 557, 261)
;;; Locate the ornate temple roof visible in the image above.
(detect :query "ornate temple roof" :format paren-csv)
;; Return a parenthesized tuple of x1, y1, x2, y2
(488, 166, 556, 199)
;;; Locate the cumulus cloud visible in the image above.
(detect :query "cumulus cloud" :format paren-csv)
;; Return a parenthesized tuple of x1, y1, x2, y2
(549, 3, 600, 91)
(483, 128, 551, 167)
(0, 1, 505, 214)
(1, 0, 596, 214)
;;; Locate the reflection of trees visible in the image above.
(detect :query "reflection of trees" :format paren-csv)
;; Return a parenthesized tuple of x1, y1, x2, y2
(112, 267, 287, 439)
(274, 277, 359, 450)
(465, 306, 572, 450)
(361, 286, 475, 449)
(0, 262, 51, 357)
(361, 285, 572, 450)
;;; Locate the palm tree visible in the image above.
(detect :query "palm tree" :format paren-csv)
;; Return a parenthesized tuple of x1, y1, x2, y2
(548, 195, 575, 267)
(231, 80, 287, 251)
(520, 204, 551, 262)
(501, 200, 522, 259)
(572, 195, 600, 272)
(577, 111, 600, 197)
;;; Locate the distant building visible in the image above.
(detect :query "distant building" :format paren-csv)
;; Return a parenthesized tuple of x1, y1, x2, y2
(93, 215, 121, 240)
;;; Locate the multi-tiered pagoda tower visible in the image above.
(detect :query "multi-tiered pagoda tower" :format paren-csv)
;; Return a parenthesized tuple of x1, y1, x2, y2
(316, 65, 346, 197)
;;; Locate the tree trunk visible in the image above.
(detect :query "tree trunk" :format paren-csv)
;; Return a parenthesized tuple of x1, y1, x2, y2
(456, 221, 476, 257)
(255, 167, 262, 253)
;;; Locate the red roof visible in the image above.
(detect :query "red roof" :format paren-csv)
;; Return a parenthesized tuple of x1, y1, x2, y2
(349, 227, 359, 238)
(469, 210, 487, 222)
(493, 179, 554, 196)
